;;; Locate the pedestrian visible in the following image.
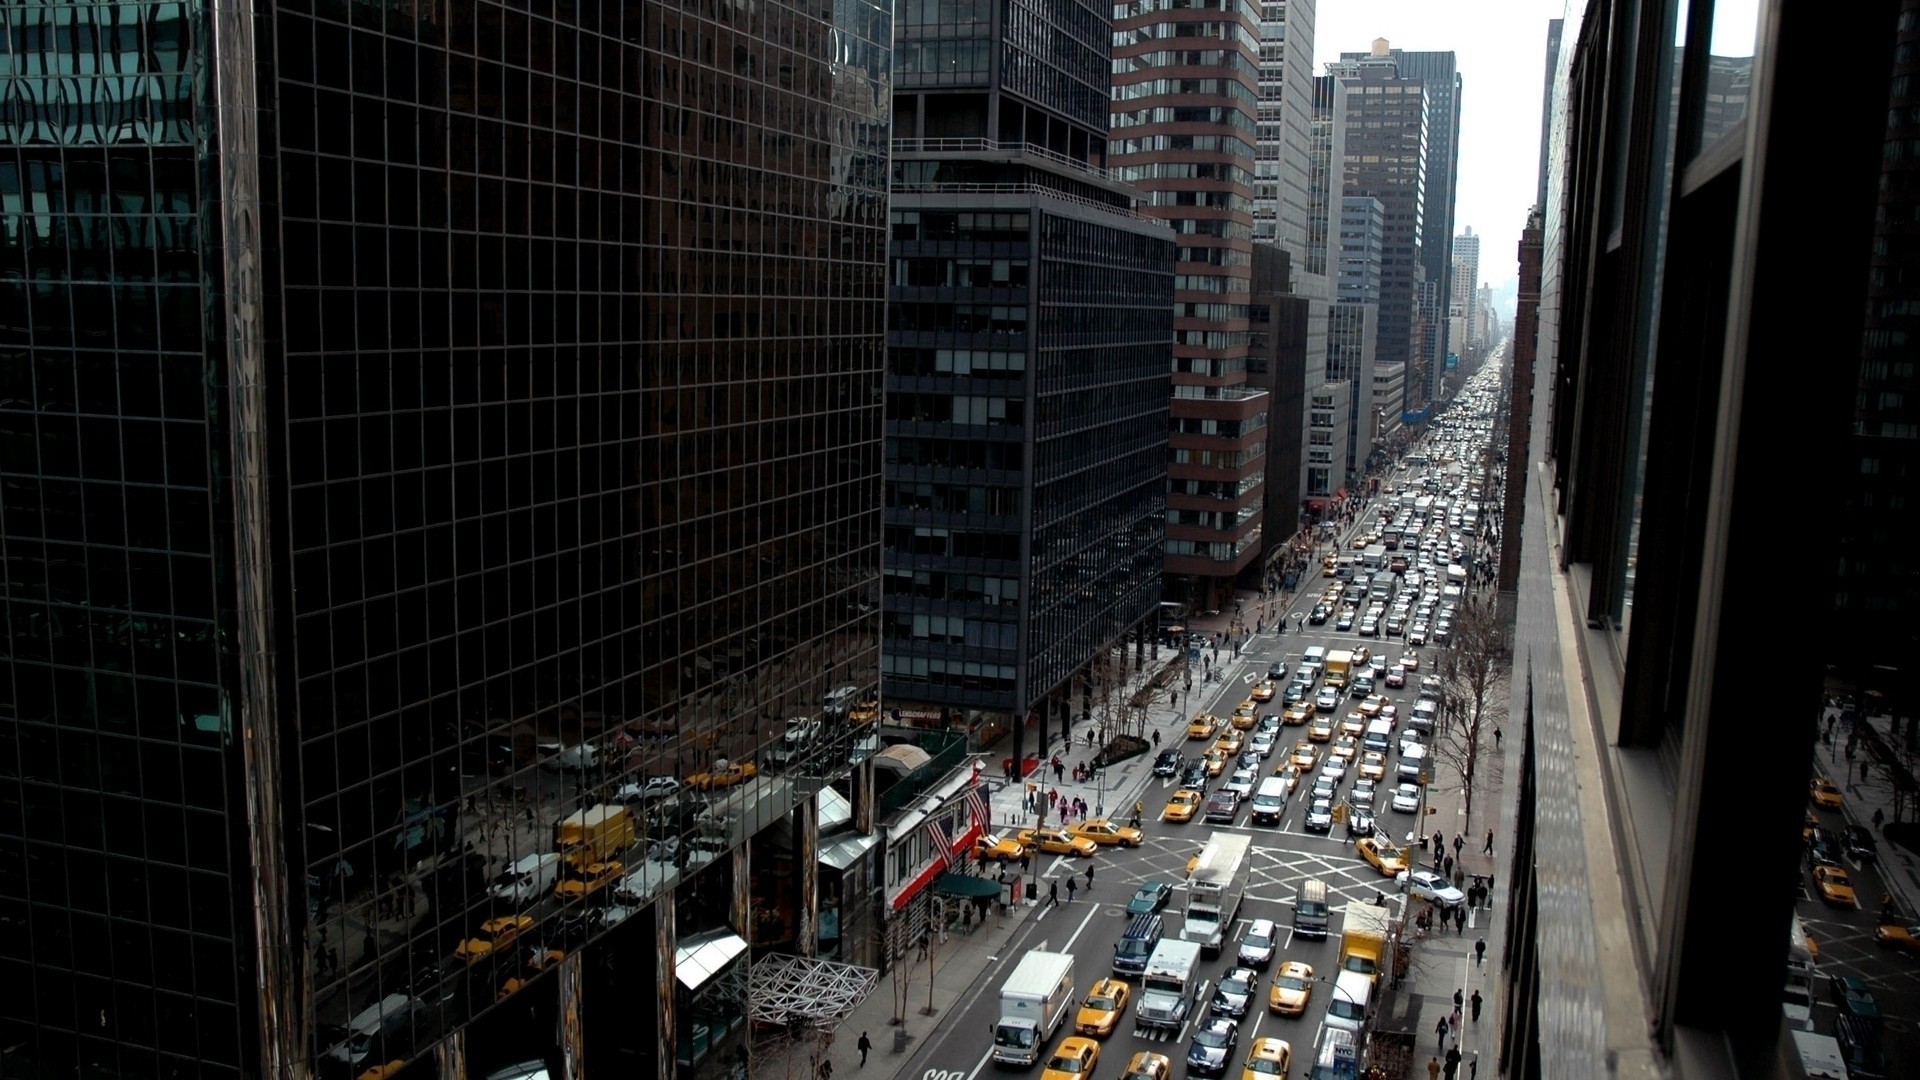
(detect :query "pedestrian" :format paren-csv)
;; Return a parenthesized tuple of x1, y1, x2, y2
(1874, 807, 1887, 831)
(1444, 1046, 1462, 1080)
(1048, 880, 1059, 907)
(1152, 729, 1162, 748)
(1470, 989, 1483, 1021)
(1435, 1015, 1449, 1052)
(1468, 1053, 1478, 1080)
(1020, 851, 1031, 873)
(1453, 988, 1464, 1011)
(1066, 877, 1078, 903)
(1443, 854, 1454, 879)
(1048, 789, 1059, 809)
(1483, 828, 1494, 855)
(1862, 759, 1871, 783)
(1455, 906, 1467, 934)
(525, 806, 535, 826)
(1493, 727, 1502, 749)
(362, 930, 378, 962)
(1453, 833, 1465, 858)
(818, 1057, 833, 1080)
(1432, 830, 1445, 857)
(1475, 935, 1488, 964)
(1449, 1008, 1461, 1035)
(857, 1032, 872, 1067)
(1086, 863, 1095, 885)
(1428, 1057, 1443, 1080)
(1131, 800, 1145, 829)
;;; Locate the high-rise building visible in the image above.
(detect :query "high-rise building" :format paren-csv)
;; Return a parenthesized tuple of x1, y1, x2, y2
(883, 0, 1173, 759)
(1328, 45, 1430, 419)
(1451, 227, 1480, 353)
(1500, 1, 1901, 1075)
(1111, 0, 1269, 610)
(1254, 0, 1316, 258)
(0, 1, 892, 1076)
(1337, 42, 1460, 410)
(1331, 196, 1385, 483)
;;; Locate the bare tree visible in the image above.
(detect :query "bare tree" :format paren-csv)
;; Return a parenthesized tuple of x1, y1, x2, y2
(885, 915, 917, 1024)
(1430, 598, 1510, 830)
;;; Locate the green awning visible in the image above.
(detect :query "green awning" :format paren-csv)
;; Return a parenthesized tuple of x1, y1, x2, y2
(934, 872, 1003, 899)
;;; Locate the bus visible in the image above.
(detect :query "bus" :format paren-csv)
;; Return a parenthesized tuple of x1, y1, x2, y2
(1783, 913, 1817, 1031)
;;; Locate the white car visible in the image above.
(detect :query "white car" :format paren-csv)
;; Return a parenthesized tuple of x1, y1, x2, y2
(1319, 757, 1348, 782)
(1225, 768, 1259, 798)
(615, 777, 683, 803)
(1396, 869, 1466, 907)
(1249, 730, 1278, 758)
(1390, 783, 1422, 813)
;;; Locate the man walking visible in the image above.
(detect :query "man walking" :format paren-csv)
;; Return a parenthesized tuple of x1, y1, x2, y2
(1453, 833, 1465, 861)
(1483, 828, 1495, 855)
(1428, 1057, 1442, 1080)
(857, 1032, 872, 1067)
(1065, 876, 1078, 903)
(1435, 1016, 1449, 1052)
(1048, 880, 1059, 908)
(1475, 937, 1487, 965)
(1470, 989, 1483, 1022)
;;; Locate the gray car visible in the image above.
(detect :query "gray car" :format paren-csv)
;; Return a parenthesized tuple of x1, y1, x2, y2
(1186, 1016, 1239, 1074)
(1237, 919, 1278, 968)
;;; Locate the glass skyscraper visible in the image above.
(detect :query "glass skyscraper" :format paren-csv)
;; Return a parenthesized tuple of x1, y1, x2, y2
(0, 1, 891, 1077)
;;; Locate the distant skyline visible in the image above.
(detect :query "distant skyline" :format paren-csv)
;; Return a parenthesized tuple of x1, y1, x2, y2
(1315, 0, 1569, 318)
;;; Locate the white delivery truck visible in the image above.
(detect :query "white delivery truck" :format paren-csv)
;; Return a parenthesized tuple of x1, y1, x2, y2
(1184, 832, 1251, 957)
(1134, 939, 1204, 1031)
(992, 950, 1075, 1067)
(488, 853, 563, 905)
(1789, 1030, 1849, 1080)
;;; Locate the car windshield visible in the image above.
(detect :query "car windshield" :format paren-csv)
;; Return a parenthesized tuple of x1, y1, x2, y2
(1277, 976, 1307, 990)
(1048, 1056, 1086, 1072)
(1085, 996, 1117, 1010)
(996, 1026, 1036, 1048)
(1194, 1029, 1231, 1048)
(1245, 931, 1270, 948)
(1220, 975, 1251, 993)
(1247, 1060, 1284, 1075)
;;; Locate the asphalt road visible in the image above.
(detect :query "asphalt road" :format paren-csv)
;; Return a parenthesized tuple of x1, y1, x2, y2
(901, 508, 1493, 1079)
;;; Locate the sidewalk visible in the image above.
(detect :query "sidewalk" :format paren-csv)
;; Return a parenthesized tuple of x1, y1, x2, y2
(1818, 706, 1920, 920)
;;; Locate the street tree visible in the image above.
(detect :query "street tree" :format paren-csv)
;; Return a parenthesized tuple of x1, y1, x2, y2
(1430, 598, 1511, 831)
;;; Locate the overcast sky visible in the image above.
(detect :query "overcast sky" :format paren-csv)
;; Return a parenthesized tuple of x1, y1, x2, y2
(1314, 0, 1571, 311)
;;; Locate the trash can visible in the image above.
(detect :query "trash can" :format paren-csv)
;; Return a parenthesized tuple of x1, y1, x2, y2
(893, 1030, 909, 1053)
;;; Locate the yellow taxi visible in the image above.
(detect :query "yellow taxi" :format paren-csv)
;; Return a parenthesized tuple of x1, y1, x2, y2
(1399, 653, 1421, 672)
(1282, 701, 1313, 725)
(1350, 646, 1373, 667)
(1075, 978, 1131, 1037)
(1073, 818, 1145, 847)
(1875, 923, 1920, 953)
(1213, 729, 1246, 756)
(1123, 1052, 1173, 1080)
(1267, 961, 1314, 1016)
(686, 760, 759, 790)
(1189, 714, 1223, 740)
(1241, 1037, 1292, 1080)
(1322, 555, 1339, 577)
(1329, 735, 1360, 763)
(1357, 695, 1390, 719)
(1018, 827, 1099, 858)
(455, 914, 536, 964)
(1042, 1036, 1100, 1080)
(1339, 711, 1368, 738)
(1271, 765, 1303, 794)
(357, 1063, 408, 1080)
(1288, 742, 1319, 771)
(1357, 751, 1388, 782)
(1203, 749, 1230, 777)
(973, 832, 1029, 861)
(1250, 681, 1276, 703)
(554, 860, 624, 901)
(1356, 837, 1409, 877)
(1164, 789, 1204, 822)
(1306, 716, 1334, 742)
(1813, 864, 1857, 907)
(1803, 809, 1821, 841)
(1810, 777, 1843, 810)
(1231, 701, 1260, 730)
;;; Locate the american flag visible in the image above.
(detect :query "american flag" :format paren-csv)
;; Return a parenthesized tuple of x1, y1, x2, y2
(965, 784, 992, 829)
(923, 814, 955, 868)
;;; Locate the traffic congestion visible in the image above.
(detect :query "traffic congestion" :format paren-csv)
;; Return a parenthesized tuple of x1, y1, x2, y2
(899, 367, 1513, 1080)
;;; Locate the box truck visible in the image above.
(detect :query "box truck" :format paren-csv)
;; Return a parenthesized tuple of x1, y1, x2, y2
(991, 951, 1075, 1066)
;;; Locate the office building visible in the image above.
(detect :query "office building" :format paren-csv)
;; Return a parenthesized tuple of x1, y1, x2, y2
(883, 0, 1173, 757)
(1498, 1, 1902, 1077)
(1253, 0, 1316, 257)
(1451, 227, 1480, 354)
(1111, 0, 1270, 610)
(1329, 45, 1431, 418)
(1330, 196, 1384, 487)
(1346, 45, 1462, 405)
(0, 1, 893, 1077)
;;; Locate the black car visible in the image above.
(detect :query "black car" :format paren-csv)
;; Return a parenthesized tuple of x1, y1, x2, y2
(1204, 790, 1241, 824)
(1153, 749, 1185, 777)
(1267, 660, 1290, 680)
(1283, 684, 1309, 705)
(1180, 762, 1210, 789)
(1843, 824, 1879, 864)
(1186, 1016, 1239, 1074)
(1308, 605, 1331, 625)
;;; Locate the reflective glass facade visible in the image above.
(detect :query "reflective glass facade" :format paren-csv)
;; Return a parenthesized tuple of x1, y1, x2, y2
(1, 0, 889, 1076)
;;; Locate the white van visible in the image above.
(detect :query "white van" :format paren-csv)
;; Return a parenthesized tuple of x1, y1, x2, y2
(324, 994, 421, 1063)
(489, 853, 563, 905)
(1249, 778, 1290, 825)
(1300, 646, 1328, 675)
(1308, 1029, 1358, 1080)
(1323, 971, 1373, 1034)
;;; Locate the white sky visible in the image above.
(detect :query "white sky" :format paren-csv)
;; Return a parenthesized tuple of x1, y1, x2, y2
(1314, 0, 1573, 309)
